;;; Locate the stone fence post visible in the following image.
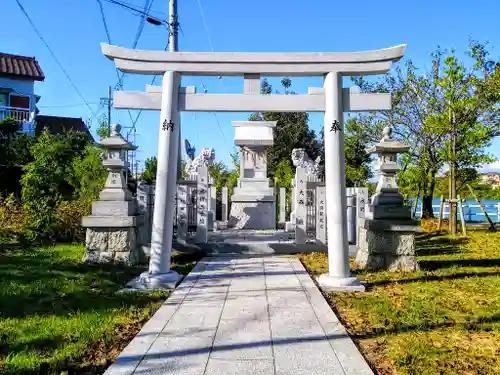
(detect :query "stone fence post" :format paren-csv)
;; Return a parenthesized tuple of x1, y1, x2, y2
(137, 182, 154, 246)
(196, 166, 209, 243)
(315, 185, 327, 245)
(346, 187, 356, 244)
(279, 187, 286, 228)
(221, 186, 229, 222)
(294, 167, 308, 244)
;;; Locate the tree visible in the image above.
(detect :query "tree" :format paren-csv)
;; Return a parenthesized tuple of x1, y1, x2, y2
(249, 78, 320, 181)
(95, 114, 110, 139)
(317, 116, 374, 186)
(354, 58, 445, 218)
(354, 42, 500, 219)
(429, 43, 500, 232)
(140, 156, 158, 184)
(0, 118, 34, 197)
(69, 144, 107, 204)
(21, 130, 92, 235)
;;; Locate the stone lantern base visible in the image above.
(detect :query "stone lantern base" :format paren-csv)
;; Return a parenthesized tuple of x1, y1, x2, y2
(355, 218, 419, 271)
(81, 215, 144, 266)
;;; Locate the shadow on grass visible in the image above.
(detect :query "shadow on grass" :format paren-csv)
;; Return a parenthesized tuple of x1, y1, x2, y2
(0, 245, 203, 375)
(354, 312, 500, 340)
(419, 258, 500, 270)
(0, 249, 202, 319)
(415, 236, 468, 256)
(366, 269, 500, 288)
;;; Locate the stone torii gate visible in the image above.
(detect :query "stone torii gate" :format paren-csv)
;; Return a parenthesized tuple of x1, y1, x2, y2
(102, 43, 406, 291)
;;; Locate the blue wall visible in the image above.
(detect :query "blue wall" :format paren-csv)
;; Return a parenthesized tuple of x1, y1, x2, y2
(0, 76, 36, 111)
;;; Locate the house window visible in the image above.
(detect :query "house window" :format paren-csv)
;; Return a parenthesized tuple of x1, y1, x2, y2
(0, 93, 7, 107)
(10, 95, 30, 109)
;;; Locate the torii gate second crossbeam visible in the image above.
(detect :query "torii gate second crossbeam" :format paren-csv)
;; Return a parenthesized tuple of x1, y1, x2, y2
(101, 43, 406, 291)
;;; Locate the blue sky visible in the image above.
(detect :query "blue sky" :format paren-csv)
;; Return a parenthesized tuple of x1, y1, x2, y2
(3, 0, 500, 170)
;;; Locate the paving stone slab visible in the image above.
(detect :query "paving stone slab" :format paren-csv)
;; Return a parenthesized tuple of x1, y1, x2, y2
(226, 288, 266, 297)
(204, 358, 274, 375)
(210, 318, 273, 360)
(273, 340, 346, 375)
(270, 312, 325, 340)
(133, 334, 215, 375)
(221, 296, 268, 320)
(321, 320, 374, 375)
(268, 305, 319, 325)
(167, 306, 224, 330)
(266, 290, 311, 309)
(229, 278, 266, 292)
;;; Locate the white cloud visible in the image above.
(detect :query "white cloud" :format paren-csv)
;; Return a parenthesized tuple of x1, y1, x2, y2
(480, 160, 500, 172)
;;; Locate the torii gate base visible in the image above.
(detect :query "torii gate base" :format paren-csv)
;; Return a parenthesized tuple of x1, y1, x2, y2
(102, 43, 406, 292)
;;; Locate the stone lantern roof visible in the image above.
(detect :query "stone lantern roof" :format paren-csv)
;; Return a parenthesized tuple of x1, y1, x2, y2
(99, 124, 137, 150)
(366, 126, 409, 155)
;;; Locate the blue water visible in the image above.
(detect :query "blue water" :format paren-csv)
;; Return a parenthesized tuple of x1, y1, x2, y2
(408, 198, 500, 222)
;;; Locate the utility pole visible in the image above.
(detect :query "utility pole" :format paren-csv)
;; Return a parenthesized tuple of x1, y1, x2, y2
(107, 85, 112, 132)
(99, 86, 113, 133)
(169, 0, 178, 52)
(168, 0, 182, 178)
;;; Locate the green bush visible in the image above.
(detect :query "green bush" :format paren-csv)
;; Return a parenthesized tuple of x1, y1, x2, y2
(17, 130, 105, 240)
(0, 196, 91, 245)
(54, 200, 90, 242)
(0, 195, 27, 245)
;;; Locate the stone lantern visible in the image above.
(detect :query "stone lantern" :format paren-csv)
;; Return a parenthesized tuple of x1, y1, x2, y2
(355, 126, 419, 271)
(81, 124, 143, 265)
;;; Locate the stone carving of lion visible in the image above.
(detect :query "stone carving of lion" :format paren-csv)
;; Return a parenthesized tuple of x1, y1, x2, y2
(186, 147, 215, 174)
(291, 148, 321, 175)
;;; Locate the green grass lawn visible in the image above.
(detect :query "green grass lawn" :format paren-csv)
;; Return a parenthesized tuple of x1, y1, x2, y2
(0, 244, 202, 375)
(299, 229, 500, 375)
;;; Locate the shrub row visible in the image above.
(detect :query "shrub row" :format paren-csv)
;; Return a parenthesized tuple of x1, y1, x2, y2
(0, 195, 89, 245)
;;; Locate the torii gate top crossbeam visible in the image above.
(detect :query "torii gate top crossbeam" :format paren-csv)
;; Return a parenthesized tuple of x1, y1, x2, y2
(101, 43, 406, 76)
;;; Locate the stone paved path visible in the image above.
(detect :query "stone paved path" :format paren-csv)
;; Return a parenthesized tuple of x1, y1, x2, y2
(104, 256, 373, 375)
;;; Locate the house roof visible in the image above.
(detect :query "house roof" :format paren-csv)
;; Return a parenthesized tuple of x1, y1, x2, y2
(35, 115, 94, 142)
(0, 53, 45, 81)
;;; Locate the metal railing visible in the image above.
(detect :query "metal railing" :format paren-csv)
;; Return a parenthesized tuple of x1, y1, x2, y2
(0, 106, 31, 122)
(412, 202, 500, 222)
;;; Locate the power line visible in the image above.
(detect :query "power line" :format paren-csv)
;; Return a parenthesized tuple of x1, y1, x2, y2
(126, 40, 170, 139)
(196, 0, 214, 52)
(96, 0, 112, 44)
(132, 0, 154, 49)
(103, 0, 168, 16)
(96, 0, 122, 84)
(16, 0, 99, 120)
(116, 0, 153, 89)
(101, 0, 168, 22)
(195, 0, 228, 147)
(38, 102, 100, 108)
(115, 0, 154, 95)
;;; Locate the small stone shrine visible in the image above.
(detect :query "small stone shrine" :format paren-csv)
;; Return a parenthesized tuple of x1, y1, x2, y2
(229, 121, 277, 229)
(81, 124, 143, 265)
(355, 126, 419, 271)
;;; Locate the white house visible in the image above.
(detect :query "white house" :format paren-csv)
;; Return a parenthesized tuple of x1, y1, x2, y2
(0, 52, 44, 135)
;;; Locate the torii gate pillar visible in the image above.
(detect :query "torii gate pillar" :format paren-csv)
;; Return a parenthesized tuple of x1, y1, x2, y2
(319, 72, 363, 291)
(131, 71, 181, 289)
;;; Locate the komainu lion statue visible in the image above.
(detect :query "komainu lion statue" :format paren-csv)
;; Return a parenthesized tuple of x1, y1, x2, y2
(186, 147, 215, 174)
(291, 148, 321, 175)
